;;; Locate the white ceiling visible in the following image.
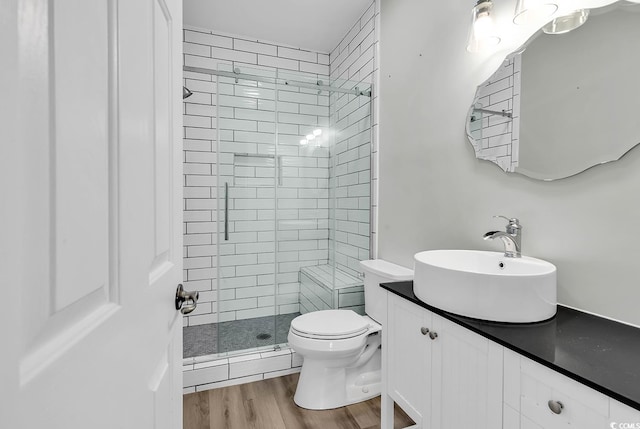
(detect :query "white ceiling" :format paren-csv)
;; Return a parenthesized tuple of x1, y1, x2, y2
(183, 0, 373, 53)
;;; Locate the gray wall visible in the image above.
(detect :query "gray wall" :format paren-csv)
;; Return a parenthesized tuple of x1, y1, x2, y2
(378, 0, 640, 326)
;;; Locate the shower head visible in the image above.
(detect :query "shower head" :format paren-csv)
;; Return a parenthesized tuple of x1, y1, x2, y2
(183, 86, 193, 99)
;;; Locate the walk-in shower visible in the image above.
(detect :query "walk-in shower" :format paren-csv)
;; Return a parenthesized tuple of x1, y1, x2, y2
(182, 63, 373, 359)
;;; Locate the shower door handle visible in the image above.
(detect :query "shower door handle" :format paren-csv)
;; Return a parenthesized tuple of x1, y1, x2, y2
(175, 284, 199, 315)
(224, 182, 229, 241)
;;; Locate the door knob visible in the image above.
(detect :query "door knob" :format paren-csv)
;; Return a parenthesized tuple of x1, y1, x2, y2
(175, 284, 199, 315)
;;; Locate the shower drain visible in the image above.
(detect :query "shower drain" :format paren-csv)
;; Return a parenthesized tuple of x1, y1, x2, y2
(256, 333, 272, 340)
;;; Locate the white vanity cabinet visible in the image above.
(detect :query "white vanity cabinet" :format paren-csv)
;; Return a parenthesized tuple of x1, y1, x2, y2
(383, 290, 640, 429)
(384, 292, 503, 429)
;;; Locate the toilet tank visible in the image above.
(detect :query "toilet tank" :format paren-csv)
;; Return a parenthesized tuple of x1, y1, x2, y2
(359, 259, 414, 325)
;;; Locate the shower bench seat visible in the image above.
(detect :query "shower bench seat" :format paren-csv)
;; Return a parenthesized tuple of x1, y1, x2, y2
(298, 265, 365, 315)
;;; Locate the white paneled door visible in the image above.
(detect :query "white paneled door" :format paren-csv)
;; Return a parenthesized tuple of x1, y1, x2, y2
(2, 0, 184, 427)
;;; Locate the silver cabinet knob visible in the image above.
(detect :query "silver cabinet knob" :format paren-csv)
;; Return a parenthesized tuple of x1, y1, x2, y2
(429, 331, 438, 340)
(420, 327, 430, 335)
(548, 400, 564, 414)
(175, 284, 199, 315)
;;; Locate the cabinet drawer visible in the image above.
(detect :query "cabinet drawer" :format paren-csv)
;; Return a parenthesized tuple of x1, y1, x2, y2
(610, 399, 640, 427)
(520, 358, 609, 428)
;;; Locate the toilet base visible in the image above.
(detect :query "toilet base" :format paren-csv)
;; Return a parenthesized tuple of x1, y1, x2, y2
(293, 347, 381, 410)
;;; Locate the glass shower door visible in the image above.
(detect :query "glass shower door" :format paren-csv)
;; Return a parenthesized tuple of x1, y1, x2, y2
(273, 69, 378, 321)
(216, 65, 278, 354)
(211, 65, 373, 355)
(274, 70, 333, 326)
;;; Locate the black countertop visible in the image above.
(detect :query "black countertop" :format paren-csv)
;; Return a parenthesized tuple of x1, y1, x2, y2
(381, 281, 640, 411)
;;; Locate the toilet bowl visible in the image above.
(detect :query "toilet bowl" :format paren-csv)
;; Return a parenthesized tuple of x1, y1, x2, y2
(288, 260, 414, 410)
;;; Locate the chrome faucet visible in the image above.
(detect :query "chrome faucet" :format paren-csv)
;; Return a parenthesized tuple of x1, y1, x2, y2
(483, 215, 522, 258)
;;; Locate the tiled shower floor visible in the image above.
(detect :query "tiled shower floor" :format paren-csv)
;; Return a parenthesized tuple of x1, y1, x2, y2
(183, 313, 300, 358)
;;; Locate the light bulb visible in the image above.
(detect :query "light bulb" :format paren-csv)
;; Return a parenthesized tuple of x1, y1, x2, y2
(306, 134, 315, 141)
(467, 1, 501, 53)
(300, 139, 308, 145)
(474, 14, 493, 39)
(313, 129, 322, 136)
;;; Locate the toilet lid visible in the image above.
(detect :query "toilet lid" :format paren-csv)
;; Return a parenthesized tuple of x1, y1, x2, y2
(290, 310, 370, 339)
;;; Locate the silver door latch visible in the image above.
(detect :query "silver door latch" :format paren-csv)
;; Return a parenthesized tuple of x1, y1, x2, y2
(175, 284, 199, 315)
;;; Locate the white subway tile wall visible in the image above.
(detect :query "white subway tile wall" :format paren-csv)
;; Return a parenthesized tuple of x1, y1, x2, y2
(182, 348, 302, 393)
(329, 1, 379, 276)
(470, 55, 521, 172)
(182, 0, 379, 327)
(183, 27, 332, 326)
(182, 2, 380, 391)
(299, 266, 365, 315)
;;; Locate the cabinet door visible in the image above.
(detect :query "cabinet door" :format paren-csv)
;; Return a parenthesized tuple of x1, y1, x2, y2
(431, 314, 504, 429)
(387, 294, 432, 425)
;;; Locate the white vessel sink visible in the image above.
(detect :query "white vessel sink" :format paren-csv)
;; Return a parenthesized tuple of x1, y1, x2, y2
(413, 250, 557, 323)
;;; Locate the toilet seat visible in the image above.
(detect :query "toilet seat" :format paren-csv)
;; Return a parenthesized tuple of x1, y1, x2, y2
(290, 309, 372, 340)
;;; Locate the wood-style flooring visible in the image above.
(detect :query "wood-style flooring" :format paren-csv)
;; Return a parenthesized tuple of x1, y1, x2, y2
(183, 373, 414, 429)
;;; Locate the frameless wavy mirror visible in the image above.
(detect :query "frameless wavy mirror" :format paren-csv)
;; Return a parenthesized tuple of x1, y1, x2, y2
(466, 1, 640, 181)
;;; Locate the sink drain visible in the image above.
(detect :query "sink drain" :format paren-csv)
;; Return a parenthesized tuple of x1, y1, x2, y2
(256, 333, 272, 340)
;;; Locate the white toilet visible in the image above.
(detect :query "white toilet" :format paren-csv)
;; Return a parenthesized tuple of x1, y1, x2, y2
(288, 259, 414, 410)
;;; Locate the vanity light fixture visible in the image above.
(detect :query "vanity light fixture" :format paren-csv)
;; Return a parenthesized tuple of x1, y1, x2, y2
(513, 0, 558, 25)
(542, 9, 589, 34)
(467, 0, 501, 53)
